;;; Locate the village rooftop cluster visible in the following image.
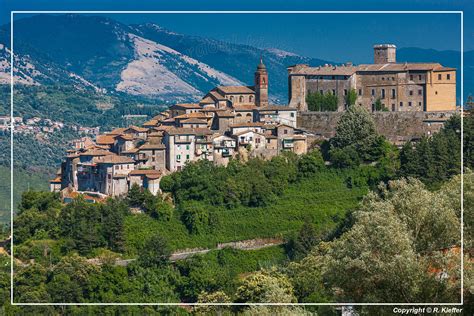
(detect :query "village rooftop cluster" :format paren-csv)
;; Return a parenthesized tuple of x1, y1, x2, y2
(51, 59, 308, 199)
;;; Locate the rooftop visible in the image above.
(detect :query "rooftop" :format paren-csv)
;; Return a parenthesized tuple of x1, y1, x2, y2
(217, 85, 255, 94)
(96, 135, 116, 145)
(170, 103, 202, 109)
(288, 62, 455, 76)
(96, 155, 135, 164)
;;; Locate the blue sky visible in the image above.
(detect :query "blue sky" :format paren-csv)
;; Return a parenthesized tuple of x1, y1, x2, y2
(0, 0, 472, 63)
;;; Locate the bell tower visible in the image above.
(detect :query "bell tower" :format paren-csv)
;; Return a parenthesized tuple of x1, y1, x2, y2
(254, 57, 268, 107)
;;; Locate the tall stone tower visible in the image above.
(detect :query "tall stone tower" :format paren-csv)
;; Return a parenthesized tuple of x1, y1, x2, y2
(373, 44, 396, 64)
(255, 57, 268, 107)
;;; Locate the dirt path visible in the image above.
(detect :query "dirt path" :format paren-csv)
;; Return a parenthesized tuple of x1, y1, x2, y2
(89, 237, 285, 266)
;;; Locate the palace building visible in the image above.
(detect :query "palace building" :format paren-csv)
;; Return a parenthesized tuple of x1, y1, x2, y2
(287, 44, 456, 112)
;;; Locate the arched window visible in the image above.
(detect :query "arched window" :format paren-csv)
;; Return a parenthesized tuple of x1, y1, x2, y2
(249, 95, 254, 102)
(262, 77, 266, 84)
(236, 113, 242, 117)
(239, 96, 244, 103)
(230, 96, 234, 101)
(246, 113, 252, 117)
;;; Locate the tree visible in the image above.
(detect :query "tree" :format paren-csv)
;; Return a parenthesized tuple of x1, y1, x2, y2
(373, 98, 388, 111)
(287, 221, 321, 260)
(101, 199, 128, 252)
(47, 254, 99, 303)
(297, 150, 325, 177)
(194, 291, 231, 315)
(138, 234, 171, 268)
(180, 201, 211, 234)
(345, 88, 357, 107)
(235, 268, 297, 303)
(306, 91, 338, 111)
(362, 178, 459, 253)
(323, 210, 425, 302)
(330, 105, 386, 163)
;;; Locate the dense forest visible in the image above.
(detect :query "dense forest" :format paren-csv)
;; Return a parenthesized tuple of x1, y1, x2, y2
(0, 105, 472, 314)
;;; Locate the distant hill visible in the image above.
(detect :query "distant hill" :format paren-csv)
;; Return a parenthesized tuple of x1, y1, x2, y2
(0, 14, 331, 102)
(0, 14, 470, 103)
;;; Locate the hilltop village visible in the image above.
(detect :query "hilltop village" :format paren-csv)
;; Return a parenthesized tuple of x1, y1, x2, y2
(50, 58, 307, 198)
(50, 44, 458, 199)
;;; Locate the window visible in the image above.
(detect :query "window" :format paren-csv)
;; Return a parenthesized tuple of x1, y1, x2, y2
(284, 129, 288, 134)
(249, 95, 254, 102)
(400, 102, 403, 107)
(418, 89, 422, 95)
(419, 75, 422, 80)
(246, 113, 252, 117)
(371, 104, 375, 112)
(230, 96, 234, 101)
(319, 90, 323, 94)
(176, 154, 181, 160)
(290, 112, 295, 117)
(438, 74, 442, 80)
(332, 89, 336, 95)
(382, 77, 385, 81)
(186, 145, 190, 150)
(344, 89, 347, 96)
(358, 89, 362, 96)
(409, 90, 413, 96)
(410, 75, 413, 80)
(256, 138, 260, 144)
(418, 102, 422, 106)
(371, 89, 375, 96)
(115, 165, 119, 170)
(236, 113, 242, 117)
(391, 89, 396, 98)
(435, 91, 438, 95)
(447, 74, 451, 80)
(381, 89, 385, 99)
(239, 96, 244, 103)
(392, 77, 395, 80)
(186, 154, 190, 160)
(392, 104, 395, 111)
(408, 102, 412, 107)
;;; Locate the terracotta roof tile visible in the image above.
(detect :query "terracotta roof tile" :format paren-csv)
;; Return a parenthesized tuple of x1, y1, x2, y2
(217, 86, 255, 94)
(138, 143, 166, 150)
(170, 103, 202, 109)
(181, 118, 208, 124)
(96, 155, 135, 164)
(96, 135, 116, 145)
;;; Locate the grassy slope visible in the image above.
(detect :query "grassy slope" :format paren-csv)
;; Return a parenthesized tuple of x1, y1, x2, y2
(0, 165, 49, 223)
(124, 170, 367, 254)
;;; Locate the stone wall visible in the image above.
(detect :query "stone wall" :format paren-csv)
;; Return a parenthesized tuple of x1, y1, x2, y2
(297, 111, 457, 145)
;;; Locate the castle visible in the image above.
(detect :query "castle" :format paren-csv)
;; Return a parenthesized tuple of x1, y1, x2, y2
(50, 60, 306, 198)
(51, 45, 457, 199)
(288, 44, 456, 112)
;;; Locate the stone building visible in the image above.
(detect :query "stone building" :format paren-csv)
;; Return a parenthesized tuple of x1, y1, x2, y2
(53, 59, 308, 199)
(288, 44, 456, 112)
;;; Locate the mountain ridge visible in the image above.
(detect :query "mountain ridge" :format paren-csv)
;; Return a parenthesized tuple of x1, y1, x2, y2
(0, 14, 470, 103)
